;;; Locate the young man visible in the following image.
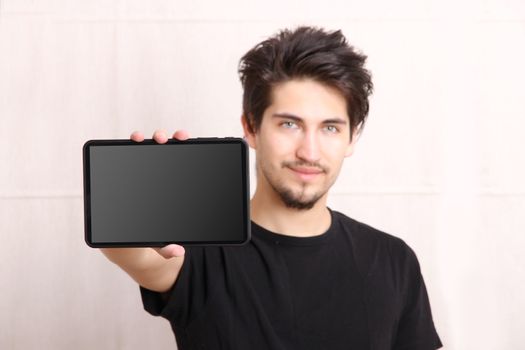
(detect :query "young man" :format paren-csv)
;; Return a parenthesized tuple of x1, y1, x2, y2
(102, 27, 442, 349)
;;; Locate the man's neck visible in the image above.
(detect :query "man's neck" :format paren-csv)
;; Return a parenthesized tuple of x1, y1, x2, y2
(250, 188, 332, 237)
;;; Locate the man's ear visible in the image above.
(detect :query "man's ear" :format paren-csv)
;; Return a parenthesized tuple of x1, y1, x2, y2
(345, 130, 360, 157)
(241, 114, 257, 149)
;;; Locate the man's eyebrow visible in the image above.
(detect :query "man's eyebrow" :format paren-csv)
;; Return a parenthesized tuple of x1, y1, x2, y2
(272, 113, 303, 122)
(272, 112, 348, 124)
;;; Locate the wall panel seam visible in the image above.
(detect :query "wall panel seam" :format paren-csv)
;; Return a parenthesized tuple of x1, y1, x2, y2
(1, 189, 524, 199)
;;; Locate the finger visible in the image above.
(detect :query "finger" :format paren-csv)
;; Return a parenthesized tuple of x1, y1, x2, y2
(155, 244, 185, 259)
(153, 129, 169, 144)
(130, 131, 145, 142)
(172, 130, 190, 141)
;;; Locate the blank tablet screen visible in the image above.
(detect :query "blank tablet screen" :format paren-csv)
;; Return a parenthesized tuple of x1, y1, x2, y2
(83, 138, 250, 247)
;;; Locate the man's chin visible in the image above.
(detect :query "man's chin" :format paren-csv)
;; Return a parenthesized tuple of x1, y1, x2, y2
(282, 200, 317, 210)
(278, 191, 322, 210)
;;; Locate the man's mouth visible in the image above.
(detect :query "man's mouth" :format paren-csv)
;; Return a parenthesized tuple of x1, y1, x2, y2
(288, 166, 324, 181)
(289, 166, 323, 174)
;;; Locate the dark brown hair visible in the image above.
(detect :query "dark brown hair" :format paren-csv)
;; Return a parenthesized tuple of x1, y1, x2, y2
(238, 26, 373, 141)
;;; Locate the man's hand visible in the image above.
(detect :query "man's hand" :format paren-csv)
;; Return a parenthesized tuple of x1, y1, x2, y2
(128, 129, 190, 259)
(99, 129, 191, 292)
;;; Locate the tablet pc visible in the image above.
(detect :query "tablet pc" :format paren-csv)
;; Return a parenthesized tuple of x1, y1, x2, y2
(83, 138, 250, 247)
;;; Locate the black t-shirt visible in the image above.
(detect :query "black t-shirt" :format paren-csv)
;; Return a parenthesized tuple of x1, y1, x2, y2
(141, 209, 442, 350)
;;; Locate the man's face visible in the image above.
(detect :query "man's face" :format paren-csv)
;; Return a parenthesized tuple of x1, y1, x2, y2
(243, 79, 358, 210)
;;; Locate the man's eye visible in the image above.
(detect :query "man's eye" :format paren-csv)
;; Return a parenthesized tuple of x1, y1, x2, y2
(325, 125, 339, 133)
(281, 121, 298, 129)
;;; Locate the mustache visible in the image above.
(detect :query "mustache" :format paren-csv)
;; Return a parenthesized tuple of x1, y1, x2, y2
(282, 161, 328, 173)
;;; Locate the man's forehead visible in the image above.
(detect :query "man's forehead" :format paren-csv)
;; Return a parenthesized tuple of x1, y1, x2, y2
(267, 79, 349, 119)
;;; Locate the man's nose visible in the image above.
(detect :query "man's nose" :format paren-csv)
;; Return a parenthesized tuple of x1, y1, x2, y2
(296, 131, 321, 163)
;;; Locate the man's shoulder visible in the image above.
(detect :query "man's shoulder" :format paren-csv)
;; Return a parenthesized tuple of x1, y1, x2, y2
(331, 209, 417, 267)
(332, 210, 406, 246)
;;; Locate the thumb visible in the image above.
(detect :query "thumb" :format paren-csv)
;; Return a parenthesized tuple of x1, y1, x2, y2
(154, 244, 185, 259)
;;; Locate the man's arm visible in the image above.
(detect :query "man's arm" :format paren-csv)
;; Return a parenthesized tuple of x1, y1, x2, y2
(101, 247, 184, 293)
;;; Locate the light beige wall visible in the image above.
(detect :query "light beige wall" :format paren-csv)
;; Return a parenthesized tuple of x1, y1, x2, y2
(1, 1, 524, 349)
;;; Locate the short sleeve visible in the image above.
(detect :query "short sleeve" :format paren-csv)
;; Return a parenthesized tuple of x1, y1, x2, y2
(140, 247, 208, 328)
(393, 244, 443, 350)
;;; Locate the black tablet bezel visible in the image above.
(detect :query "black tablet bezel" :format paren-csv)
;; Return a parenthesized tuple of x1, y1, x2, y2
(83, 138, 251, 247)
